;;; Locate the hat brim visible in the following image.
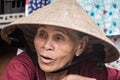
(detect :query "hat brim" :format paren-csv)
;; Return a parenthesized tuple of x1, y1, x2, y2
(1, 23, 119, 63)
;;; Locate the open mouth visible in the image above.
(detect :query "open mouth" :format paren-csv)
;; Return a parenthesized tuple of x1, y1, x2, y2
(40, 55, 55, 64)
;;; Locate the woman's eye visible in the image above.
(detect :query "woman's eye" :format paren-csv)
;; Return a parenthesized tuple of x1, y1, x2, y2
(54, 34, 64, 41)
(39, 30, 47, 39)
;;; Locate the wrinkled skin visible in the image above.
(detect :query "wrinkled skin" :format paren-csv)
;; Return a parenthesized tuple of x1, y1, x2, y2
(34, 25, 90, 80)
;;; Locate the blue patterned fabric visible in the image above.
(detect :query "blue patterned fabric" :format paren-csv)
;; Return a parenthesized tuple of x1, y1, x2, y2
(77, 0, 120, 36)
(28, 0, 50, 14)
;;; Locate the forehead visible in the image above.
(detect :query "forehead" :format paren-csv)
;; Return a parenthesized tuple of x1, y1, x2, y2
(37, 25, 79, 39)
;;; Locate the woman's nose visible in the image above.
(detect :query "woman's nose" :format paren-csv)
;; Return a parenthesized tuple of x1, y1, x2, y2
(43, 39, 54, 51)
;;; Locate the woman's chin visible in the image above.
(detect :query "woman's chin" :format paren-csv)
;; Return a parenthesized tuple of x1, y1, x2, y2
(41, 67, 58, 73)
(39, 65, 58, 72)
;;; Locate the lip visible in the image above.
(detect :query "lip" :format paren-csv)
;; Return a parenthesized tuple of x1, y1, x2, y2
(39, 55, 55, 64)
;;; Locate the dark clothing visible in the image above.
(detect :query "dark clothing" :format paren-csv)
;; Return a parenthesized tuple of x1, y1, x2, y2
(1, 52, 120, 80)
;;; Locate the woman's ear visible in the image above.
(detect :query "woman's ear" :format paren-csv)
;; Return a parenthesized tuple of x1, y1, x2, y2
(75, 36, 88, 56)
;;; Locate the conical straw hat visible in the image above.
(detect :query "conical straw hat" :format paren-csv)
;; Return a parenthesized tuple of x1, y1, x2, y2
(1, 0, 119, 63)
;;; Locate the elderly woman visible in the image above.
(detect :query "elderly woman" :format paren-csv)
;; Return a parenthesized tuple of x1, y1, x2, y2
(1, 0, 120, 80)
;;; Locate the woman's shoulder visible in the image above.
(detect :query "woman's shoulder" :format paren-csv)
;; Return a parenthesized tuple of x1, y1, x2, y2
(10, 52, 35, 69)
(68, 58, 108, 80)
(107, 67, 120, 80)
(12, 52, 32, 62)
(1, 52, 36, 80)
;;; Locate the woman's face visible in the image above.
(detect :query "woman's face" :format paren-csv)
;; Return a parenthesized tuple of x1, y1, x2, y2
(34, 25, 80, 72)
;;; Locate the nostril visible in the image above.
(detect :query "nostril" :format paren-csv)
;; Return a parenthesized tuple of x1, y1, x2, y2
(48, 49, 52, 50)
(46, 48, 52, 51)
(43, 45, 53, 51)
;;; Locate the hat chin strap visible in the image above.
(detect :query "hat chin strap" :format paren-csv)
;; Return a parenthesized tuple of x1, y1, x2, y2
(51, 43, 106, 73)
(51, 53, 92, 73)
(8, 28, 105, 73)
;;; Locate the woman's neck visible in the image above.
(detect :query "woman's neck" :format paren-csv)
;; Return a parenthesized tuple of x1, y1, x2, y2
(45, 70, 68, 80)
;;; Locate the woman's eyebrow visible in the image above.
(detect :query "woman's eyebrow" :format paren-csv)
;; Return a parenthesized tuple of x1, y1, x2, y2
(37, 25, 46, 31)
(54, 29, 68, 35)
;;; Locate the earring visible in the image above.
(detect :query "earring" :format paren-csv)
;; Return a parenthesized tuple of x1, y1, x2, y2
(75, 53, 79, 56)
